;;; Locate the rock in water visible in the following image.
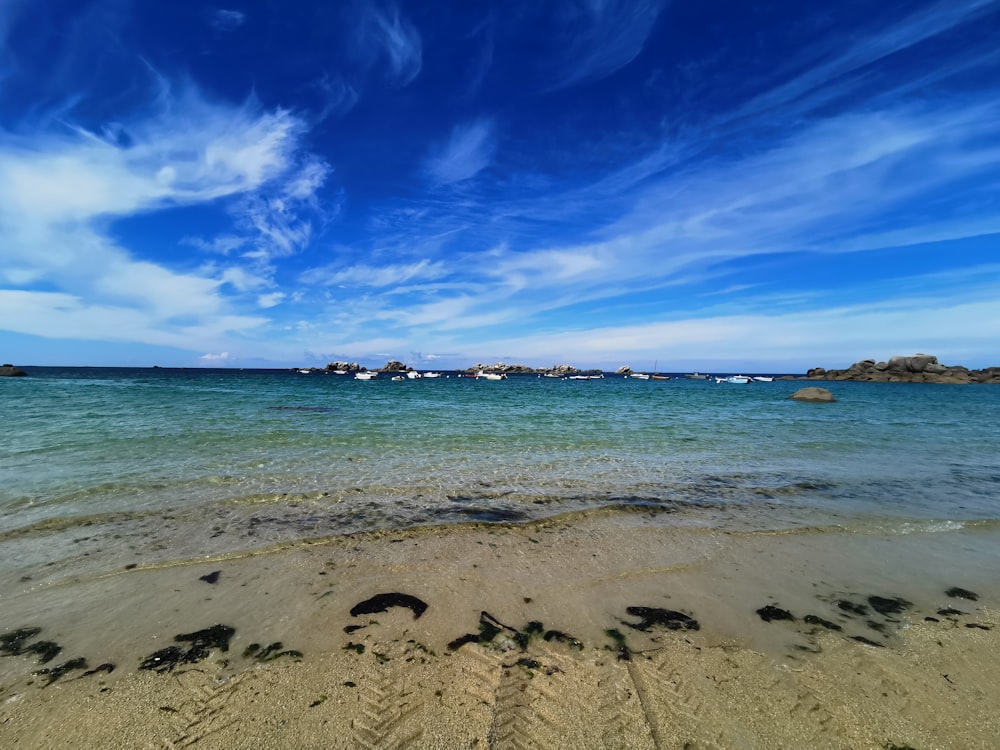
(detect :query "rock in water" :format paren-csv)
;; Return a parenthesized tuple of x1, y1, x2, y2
(790, 387, 836, 402)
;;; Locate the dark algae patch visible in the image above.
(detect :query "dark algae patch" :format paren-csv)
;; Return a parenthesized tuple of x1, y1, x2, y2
(243, 641, 303, 662)
(2, 626, 115, 686)
(447, 611, 584, 654)
(868, 596, 911, 617)
(936, 607, 965, 617)
(624, 606, 700, 631)
(350, 592, 428, 619)
(199, 570, 221, 584)
(756, 583, 992, 654)
(605, 628, 632, 661)
(542, 629, 584, 650)
(756, 605, 795, 623)
(851, 635, 885, 648)
(803, 615, 842, 631)
(33, 657, 88, 686)
(836, 600, 869, 617)
(0, 627, 61, 664)
(446, 612, 506, 651)
(945, 586, 979, 601)
(139, 624, 236, 673)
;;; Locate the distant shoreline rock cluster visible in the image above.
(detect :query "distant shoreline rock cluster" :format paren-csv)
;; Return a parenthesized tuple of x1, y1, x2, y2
(0, 364, 27, 377)
(464, 362, 605, 376)
(312, 361, 611, 376)
(803, 354, 1000, 384)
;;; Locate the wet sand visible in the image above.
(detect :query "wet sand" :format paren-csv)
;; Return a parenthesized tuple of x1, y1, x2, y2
(1, 511, 999, 748)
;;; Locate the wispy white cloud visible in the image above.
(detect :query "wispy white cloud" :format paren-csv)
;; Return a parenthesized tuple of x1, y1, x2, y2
(200, 351, 232, 362)
(311, 75, 360, 120)
(353, 1, 423, 87)
(463, 293, 1000, 371)
(257, 292, 286, 308)
(219, 266, 272, 292)
(209, 9, 247, 32)
(449, 98, 1000, 315)
(0, 76, 327, 353)
(301, 259, 448, 288)
(183, 234, 248, 255)
(548, 0, 665, 90)
(424, 119, 495, 185)
(734, 0, 998, 123)
(0, 289, 268, 349)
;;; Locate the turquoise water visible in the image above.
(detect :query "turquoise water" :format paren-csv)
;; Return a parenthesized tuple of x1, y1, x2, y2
(2, 367, 1000, 584)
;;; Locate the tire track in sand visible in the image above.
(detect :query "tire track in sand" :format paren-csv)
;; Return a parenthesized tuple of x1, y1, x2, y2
(159, 670, 247, 749)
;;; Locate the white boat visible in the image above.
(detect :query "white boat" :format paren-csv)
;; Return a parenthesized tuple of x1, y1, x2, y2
(685, 372, 708, 380)
(297, 369, 312, 374)
(723, 375, 751, 384)
(477, 372, 507, 380)
(423, 372, 442, 378)
(630, 373, 650, 380)
(331, 370, 348, 375)
(391, 375, 404, 381)
(354, 371, 377, 380)
(752, 376, 774, 382)
(406, 371, 422, 379)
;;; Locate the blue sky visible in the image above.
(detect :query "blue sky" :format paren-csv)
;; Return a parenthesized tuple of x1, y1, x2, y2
(1, 0, 999, 371)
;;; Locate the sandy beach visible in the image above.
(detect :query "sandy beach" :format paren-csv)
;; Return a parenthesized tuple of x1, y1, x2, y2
(2, 511, 998, 749)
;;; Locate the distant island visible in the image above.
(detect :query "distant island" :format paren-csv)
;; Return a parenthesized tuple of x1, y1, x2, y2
(799, 354, 1000, 384)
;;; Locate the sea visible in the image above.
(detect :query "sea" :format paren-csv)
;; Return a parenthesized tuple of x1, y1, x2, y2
(3, 367, 1000, 578)
(2, 366, 1000, 668)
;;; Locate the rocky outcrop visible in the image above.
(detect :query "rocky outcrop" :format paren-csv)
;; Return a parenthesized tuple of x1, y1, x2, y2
(466, 362, 537, 374)
(790, 387, 835, 402)
(325, 361, 362, 372)
(615, 366, 633, 375)
(803, 355, 1000, 384)
(382, 360, 408, 372)
(0, 364, 27, 377)
(542, 364, 581, 376)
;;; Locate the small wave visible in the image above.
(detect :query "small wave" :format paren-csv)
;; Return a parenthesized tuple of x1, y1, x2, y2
(267, 405, 337, 413)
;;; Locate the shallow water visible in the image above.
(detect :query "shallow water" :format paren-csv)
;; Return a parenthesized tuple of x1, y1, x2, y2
(3, 367, 1000, 583)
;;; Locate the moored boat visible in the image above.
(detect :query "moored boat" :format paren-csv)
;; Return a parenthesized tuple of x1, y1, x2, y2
(354, 371, 377, 380)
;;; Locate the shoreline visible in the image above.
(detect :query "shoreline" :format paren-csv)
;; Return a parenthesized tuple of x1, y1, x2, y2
(2, 511, 998, 747)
